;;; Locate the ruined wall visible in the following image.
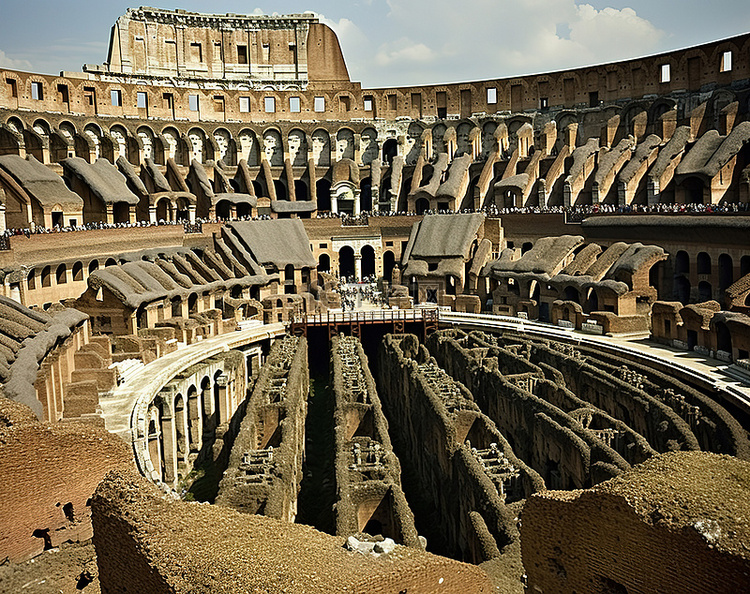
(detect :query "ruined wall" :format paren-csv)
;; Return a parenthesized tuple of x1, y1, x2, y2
(376, 334, 522, 567)
(0, 397, 132, 563)
(522, 451, 750, 594)
(215, 335, 308, 521)
(92, 469, 494, 594)
(427, 330, 628, 489)
(330, 335, 421, 548)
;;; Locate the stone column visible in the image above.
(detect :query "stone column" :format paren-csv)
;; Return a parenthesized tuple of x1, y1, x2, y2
(355, 254, 362, 282)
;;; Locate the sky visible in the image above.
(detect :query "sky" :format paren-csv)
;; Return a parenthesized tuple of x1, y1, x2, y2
(0, 0, 748, 88)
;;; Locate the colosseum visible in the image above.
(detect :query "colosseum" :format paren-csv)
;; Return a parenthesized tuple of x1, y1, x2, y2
(1, 6, 750, 593)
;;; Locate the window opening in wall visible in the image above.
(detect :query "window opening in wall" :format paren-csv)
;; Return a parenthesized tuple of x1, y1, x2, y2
(660, 63, 671, 83)
(31, 81, 43, 101)
(163, 93, 174, 112)
(188, 94, 199, 111)
(262, 42, 270, 62)
(137, 91, 148, 109)
(190, 42, 202, 62)
(213, 95, 225, 112)
(264, 96, 275, 113)
(57, 84, 69, 104)
(111, 89, 122, 106)
(588, 91, 599, 108)
(721, 50, 733, 72)
(237, 44, 248, 64)
(6, 78, 17, 98)
(436, 91, 447, 119)
(540, 97, 549, 109)
(486, 87, 497, 104)
(84, 87, 96, 108)
(363, 95, 373, 111)
(239, 96, 250, 112)
(387, 94, 397, 111)
(289, 96, 301, 112)
(340, 96, 351, 112)
(314, 96, 325, 112)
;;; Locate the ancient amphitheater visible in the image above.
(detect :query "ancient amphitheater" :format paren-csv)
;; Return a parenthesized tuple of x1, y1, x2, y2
(2, 6, 750, 593)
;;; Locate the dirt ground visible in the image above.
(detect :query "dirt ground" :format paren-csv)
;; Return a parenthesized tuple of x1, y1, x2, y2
(0, 541, 100, 594)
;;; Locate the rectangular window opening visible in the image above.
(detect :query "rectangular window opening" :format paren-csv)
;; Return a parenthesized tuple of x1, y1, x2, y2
(213, 95, 224, 112)
(31, 81, 43, 101)
(188, 94, 199, 112)
(660, 63, 671, 83)
(264, 96, 275, 113)
(111, 89, 122, 107)
(239, 96, 250, 113)
(721, 50, 732, 72)
(190, 42, 203, 63)
(6, 78, 18, 98)
(387, 94, 397, 111)
(486, 87, 497, 104)
(314, 96, 325, 112)
(363, 95, 373, 111)
(237, 45, 248, 64)
(84, 86, 96, 106)
(137, 91, 148, 109)
(289, 96, 301, 112)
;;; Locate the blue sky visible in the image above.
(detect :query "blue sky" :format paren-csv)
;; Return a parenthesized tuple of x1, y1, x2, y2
(1, 1, 748, 87)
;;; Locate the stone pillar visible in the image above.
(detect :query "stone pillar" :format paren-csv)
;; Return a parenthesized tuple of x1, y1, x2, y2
(188, 204, 196, 223)
(355, 254, 362, 282)
(160, 412, 177, 484)
(215, 373, 229, 425)
(106, 205, 115, 225)
(331, 192, 339, 214)
(149, 204, 157, 224)
(0, 197, 5, 233)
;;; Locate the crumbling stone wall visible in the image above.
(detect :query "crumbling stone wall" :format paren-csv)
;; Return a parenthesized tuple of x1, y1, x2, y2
(215, 335, 308, 522)
(330, 335, 420, 548)
(92, 469, 495, 594)
(0, 396, 132, 563)
(376, 334, 533, 571)
(427, 330, 629, 489)
(522, 451, 750, 594)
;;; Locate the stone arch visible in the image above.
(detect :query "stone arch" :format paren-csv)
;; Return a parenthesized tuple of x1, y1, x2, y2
(237, 128, 259, 166)
(405, 122, 425, 165)
(262, 128, 283, 167)
(481, 122, 498, 158)
(187, 127, 208, 164)
(431, 123, 447, 158)
(455, 122, 475, 157)
(109, 125, 130, 162)
(318, 253, 331, 273)
(339, 245, 355, 279)
(288, 129, 307, 167)
(311, 129, 330, 167)
(83, 123, 103, 160)
(360, 127, 378, 166)
(161, 126, 183, 164)
(137, 125, 155, 161)
(382, 138, 398, 165)
(336, 128, 355, 162)
(213, 128, 233, 165)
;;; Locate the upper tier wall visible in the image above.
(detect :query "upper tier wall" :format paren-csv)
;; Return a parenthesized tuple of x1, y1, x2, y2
(1, 33, 748, 124)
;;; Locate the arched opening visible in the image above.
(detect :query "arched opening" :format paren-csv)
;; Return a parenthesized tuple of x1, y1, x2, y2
(741, 255, 750, 278)
(89, 260, 99, 274)
(216, 200, 231, 220)
(284, 263, 295, 294)
(674, 276, 691, 305)
(171, 297, 181, 318)
(698, 281, 712, 302)
(339, 246, 355, 279)
(156, 197, 170, 222)
(274, 180, 288, 201)
(675, 251, 690, 275)
(360, 177, 372, 212)
(188, 293, 198, 314)
(113, 202, 130, 223)
(295, 180, 309, 201)
(697, 252, 711, 275)
(564, 286, 580, 304)
(522, 242, 533, 254)
(237, 202, 251, 218)
(586, 288, 599, 312)
(55, 264, 67, 284)
(105, 258, 117, 267)
(174, 395, 188, 474)
(72, 261, 83, 282)
(382, 139, 398, 165)
(361, 245, 375, 279)
(316, 179, 331, 211)
(383, 251, 395, 282)
(415, 197, 429, 215)
(719, 254, 734, 292)
(683, 177, 704, 204)
(716, 322, 732, 355)
(187, 385, 202, 456)
(26, 269, 35, 290)
(41, 266, 51, 287)
(318, 253, 331, 273)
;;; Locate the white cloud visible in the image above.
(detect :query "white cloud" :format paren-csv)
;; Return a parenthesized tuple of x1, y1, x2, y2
(0, 49, 32, 70)
(339, 0, 665, 86)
